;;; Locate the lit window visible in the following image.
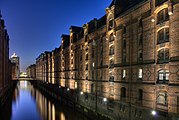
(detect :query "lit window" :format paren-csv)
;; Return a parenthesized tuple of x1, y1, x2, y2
(122, 69, 126, 79)
(158, 70, 169, 83)
(138, 68, 143, 78)
(75, 82, 77, 89)
(92, 62, 95, 67)
(157, 91, 167, 105)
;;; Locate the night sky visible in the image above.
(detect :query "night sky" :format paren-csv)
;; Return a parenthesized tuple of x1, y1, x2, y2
(0, 0, 111, 72)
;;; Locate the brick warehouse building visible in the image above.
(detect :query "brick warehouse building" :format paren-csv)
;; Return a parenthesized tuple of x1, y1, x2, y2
(0, 12, 12, 104)
(36, 0, 179, 119)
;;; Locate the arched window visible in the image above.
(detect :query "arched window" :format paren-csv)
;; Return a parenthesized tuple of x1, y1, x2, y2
(109, 33, 114, 42)
(108, 19, 113, 30)
(157, 48, 169, 63)
(138, 89, 143, 100)
(85, 64, 88, 70)
(157, 8, 169, 24)
(109, 75, 114, 82)
(157, 28, 169, 44)
(91, 83, 95, 93)
(158, 69, 169, 84)
(123, 26, 126, 34)
(86, 54, 88, 60)
(157, 91, 167, 105)
(110, 59, 114, 68)
(109, 45, 114, 55)
(121, 87, 126, 98)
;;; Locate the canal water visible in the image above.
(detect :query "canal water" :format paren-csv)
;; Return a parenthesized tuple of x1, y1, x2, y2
(0, 81, 89, 120)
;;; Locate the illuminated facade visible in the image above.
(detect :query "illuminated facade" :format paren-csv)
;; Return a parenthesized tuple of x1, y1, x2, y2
(10, 53, 20, 80)
(36, 0, 179, 119)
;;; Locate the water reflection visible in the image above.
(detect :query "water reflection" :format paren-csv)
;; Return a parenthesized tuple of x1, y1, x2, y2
(0, 81, 88, 120)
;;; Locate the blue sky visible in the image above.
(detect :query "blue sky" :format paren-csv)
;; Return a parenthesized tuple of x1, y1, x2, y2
(0, 0, 111, 71)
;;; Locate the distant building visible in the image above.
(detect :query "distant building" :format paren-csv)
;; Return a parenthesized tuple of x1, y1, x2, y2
(10, 53, 20, 80)
(26, 64, 36, 79)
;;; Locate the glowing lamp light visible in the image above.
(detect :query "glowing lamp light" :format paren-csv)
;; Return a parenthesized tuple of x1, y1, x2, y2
(151, 110, 156, 116)
(80, 91, 84, 95)
(168, 11, 173, 15)
(151, 19, 155, 22)
(103, 98, 107, 102)
(67, 88, 70, 91)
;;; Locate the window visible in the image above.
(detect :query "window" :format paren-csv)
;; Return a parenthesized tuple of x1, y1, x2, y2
(157, 48, 169, 63)
(157, 8, 169, 24)
(91, 83, 95, 93)
(109, 75, 114, 82)
(138, 89, 143, 100)
(138, 50, 143, 62)
(108, 19, 113, 30)
(109, 45, 114, 55)
(157, 28, 169, 44)
(158, 69, 169, 83)
(157, 91, 167, 105)
(80, 55, 82, 61)
(92, 70, 94, 79)
(177, 97, 179, 114)
(74, 82, 77, 89)
(155, 0, 168, 6)
(139, 34, 143, 45)
(86, 73, 88, 80)
(86, 64, 88, 70)
(86, 54, 88, 61)
(110, 59, 114, 68)
(139, 19, 143, 28)
(92, 49, 94, 58)
(100, 60, 103, 66)
(123, 39, 126, 49)
(121, 87, 126, 98)
(122, 53, 126, 64)
(138, 68, 143, 79)
(123, 26, 126, 34)
(109, 33, 114, 42)
(122, 69, 126, 79)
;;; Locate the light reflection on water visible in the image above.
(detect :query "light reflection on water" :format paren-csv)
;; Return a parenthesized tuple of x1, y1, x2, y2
(0, 81, 88, 120)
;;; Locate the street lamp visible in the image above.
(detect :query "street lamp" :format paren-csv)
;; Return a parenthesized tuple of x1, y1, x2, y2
(151, 110, 156, 116)
(103, 98, 107, 102)
(80, 91, 84, 95)
(67, 88, 70, 91)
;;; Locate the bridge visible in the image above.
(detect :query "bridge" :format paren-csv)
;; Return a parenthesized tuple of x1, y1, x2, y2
(18, 77, 34, 81)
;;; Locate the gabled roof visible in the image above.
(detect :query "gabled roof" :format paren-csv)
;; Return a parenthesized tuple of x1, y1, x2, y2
(109, 0, 145, 17)
(70, 26, 83, 33)
(61, 34, 70, 49)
